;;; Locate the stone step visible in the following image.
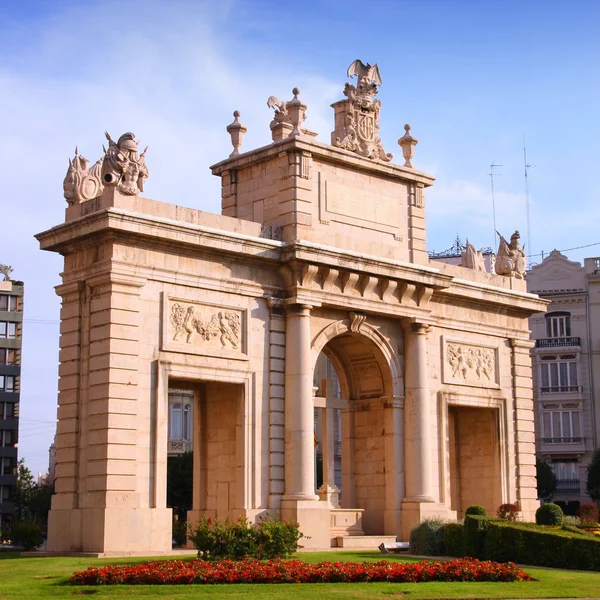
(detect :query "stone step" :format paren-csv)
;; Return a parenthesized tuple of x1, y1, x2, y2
(334, 535, 397, 549)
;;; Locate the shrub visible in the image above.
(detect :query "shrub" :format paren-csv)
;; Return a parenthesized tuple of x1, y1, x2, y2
(563, 515, 581, 526)
(483, 519, 600, 571)
(465, 505, 486, 517)
(464, 515, 494, 558)
(578, 503, 599, 524)
(496, 503, 518, 521)
(586, 448, 600, 501)
(442, 522, 465, 557)
(536, 503, 564, 526)
(254, 515, 303, 559)
(409, 518, 446, 556)
(536, 459, 557, 501)
(172, 519, 187, 547)
(188, 515, 303, 560)
(10, 519, 43, 550)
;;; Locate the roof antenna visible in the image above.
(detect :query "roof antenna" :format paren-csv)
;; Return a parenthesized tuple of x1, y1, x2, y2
(488, 161, 502, 249)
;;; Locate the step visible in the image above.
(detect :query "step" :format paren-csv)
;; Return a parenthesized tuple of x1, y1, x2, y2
(335, 535, 397, 549)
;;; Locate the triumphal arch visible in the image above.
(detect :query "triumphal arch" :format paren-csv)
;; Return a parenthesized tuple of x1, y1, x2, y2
(37, 61, 546, 554)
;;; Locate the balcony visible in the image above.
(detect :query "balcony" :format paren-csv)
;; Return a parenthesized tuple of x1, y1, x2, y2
(535, 337, 581, 349)
(539, 436, 586, 453)
(556, 479, 580, 493)
(168, 440, 192, 454)
(540, 385, 580, 394)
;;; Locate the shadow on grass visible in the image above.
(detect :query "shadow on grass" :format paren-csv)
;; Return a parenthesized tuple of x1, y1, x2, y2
(0, 551, 23, 560)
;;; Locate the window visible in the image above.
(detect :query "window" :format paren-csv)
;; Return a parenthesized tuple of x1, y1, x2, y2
(552, 460, 580, 491)
(168, 390, 194, 442)
(0, 402, 15, 419)
(0, 322, 16, 339)
(170, 403, 182, 440)
(0, 457, 13, 476)
(542, 410, 581, 441)
(540, 354, 578, 392)
(0, 349, 16, 365)
(545, 312, 571, 338)
(0, 376, 15, 393)
(0, 296, 17, 312)
(1, 430, 15, 447)
(0, 485, 12, 501)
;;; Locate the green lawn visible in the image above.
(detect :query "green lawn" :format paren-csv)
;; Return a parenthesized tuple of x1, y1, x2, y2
(1, 550, 598, 599)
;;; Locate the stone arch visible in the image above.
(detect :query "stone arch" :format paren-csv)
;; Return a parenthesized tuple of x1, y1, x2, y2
(311, 318, 404, 399)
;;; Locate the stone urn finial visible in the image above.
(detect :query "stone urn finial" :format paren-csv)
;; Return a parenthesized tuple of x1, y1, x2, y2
(287, 88, 307, 138)
(226, 110, 248, 157)
(398, 123, 418, 168)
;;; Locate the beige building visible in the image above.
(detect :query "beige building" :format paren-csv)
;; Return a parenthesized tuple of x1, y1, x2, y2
(36, 61, 546, 555)
(528, 251, 600, 507)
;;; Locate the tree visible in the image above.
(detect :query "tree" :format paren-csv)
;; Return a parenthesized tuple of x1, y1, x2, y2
(536, 459, 557, 502)
(15, 459, 36, 521)
(167, 451, 193, 521)
(586, 449, 600, 502)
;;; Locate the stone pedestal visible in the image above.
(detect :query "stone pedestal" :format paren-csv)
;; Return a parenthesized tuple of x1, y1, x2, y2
(280, 499, 331, 549)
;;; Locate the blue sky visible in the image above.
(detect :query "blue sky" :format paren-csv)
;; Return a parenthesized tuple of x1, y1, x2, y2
(2, 0, 600, 474)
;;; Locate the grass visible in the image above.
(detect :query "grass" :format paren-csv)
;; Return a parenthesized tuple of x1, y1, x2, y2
(1, 549, 600, 599)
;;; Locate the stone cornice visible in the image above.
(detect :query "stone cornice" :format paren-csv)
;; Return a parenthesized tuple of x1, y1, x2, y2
(37, 207, 547, 317)
(210, 136, 436, 187)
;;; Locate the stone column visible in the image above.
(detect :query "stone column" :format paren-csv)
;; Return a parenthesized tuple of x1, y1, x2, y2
(281, 303, 330, 548)
(340, 406, 356, 507)
(510, 338, 538, 520)
(403, 322, 434, 502)
(383, 396, 404, 536)
(282, 304, 318, 501)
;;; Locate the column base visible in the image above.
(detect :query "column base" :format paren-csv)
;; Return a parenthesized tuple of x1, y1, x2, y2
(281, 499, 331, 549)
(47, 507, 172, 554)
(281, 493, 320, 502)
(400, 501, 456, 540)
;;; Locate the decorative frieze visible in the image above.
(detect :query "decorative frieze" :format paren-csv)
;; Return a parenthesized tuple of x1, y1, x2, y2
(162, 296, 247, 359)
(443, 339, 499, 388)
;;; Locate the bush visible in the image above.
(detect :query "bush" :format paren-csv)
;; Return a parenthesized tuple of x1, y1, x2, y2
(465, 505, 486, 517)
(536, 459, 557, 501)
(464, 515, 495, 557)
(482, 519, 600, 571)
(409, 518, 446, 556)
(496, 503, 518, 521)
(586, 448, 600, 501)
(578, 503, 599, 524)
(10, 519, 43, 550)
(536, 503, 564, 526)
(172, 519, 187, 547)
(188, 515, 303, 560)
(563, 515, 581, 526)
(442, 522, 465, 557)
(254, 516, 303, 559)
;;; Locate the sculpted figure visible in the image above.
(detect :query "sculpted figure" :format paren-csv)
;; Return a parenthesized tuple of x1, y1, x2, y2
(460, 241, 486, 271)
(102, 132, 149, 195)
(334, 59, 392, 162)
(63, 148, 104, 205)
(495, 230, 526, 279)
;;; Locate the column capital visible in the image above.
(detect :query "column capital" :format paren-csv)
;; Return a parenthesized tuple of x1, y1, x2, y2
(401, 318, 433, 334)
(283, 301, 313, 316)
(510, 338, 535, 350)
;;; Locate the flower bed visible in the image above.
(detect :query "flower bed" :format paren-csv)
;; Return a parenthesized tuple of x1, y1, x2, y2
(71, 557, 532, 585)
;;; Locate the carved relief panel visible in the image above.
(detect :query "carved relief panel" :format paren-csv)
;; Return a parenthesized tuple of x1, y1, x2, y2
(162, 295, 248, 360)
(442, 338, 499, 388)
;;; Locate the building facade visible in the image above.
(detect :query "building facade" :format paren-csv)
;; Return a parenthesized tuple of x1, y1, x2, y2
(528, 251, 600, 507)
(37, 62, 546, 555)
(0, 271, 23, 533)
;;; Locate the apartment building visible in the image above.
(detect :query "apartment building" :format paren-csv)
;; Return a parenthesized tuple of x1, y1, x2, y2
(528, 251, 600, 508)
(0, 271, 23, 532)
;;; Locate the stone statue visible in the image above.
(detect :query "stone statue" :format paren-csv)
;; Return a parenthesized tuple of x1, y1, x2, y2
(63, 148, 104, 205)
(102, 132, 149, 195)
(460, 241, 486, 271)
(495, 230, 526, 279)
(63, 132, 149, 204)
(333, 59, 392, 162)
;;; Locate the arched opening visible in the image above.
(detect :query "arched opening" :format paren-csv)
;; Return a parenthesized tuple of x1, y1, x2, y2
(313, 328, 400, 536)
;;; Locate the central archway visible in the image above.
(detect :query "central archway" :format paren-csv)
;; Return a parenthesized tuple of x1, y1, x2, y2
(312, 319, 404, 536)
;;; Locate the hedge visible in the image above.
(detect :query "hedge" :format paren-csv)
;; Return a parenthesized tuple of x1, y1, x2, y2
(461, 515, 600, 571)
(442, 522, 465, 557)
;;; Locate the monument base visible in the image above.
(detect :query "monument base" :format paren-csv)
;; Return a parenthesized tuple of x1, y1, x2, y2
(46, 507, 172, 554)
(400, 501, 456, 540)
(281, 499, 331, 549)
